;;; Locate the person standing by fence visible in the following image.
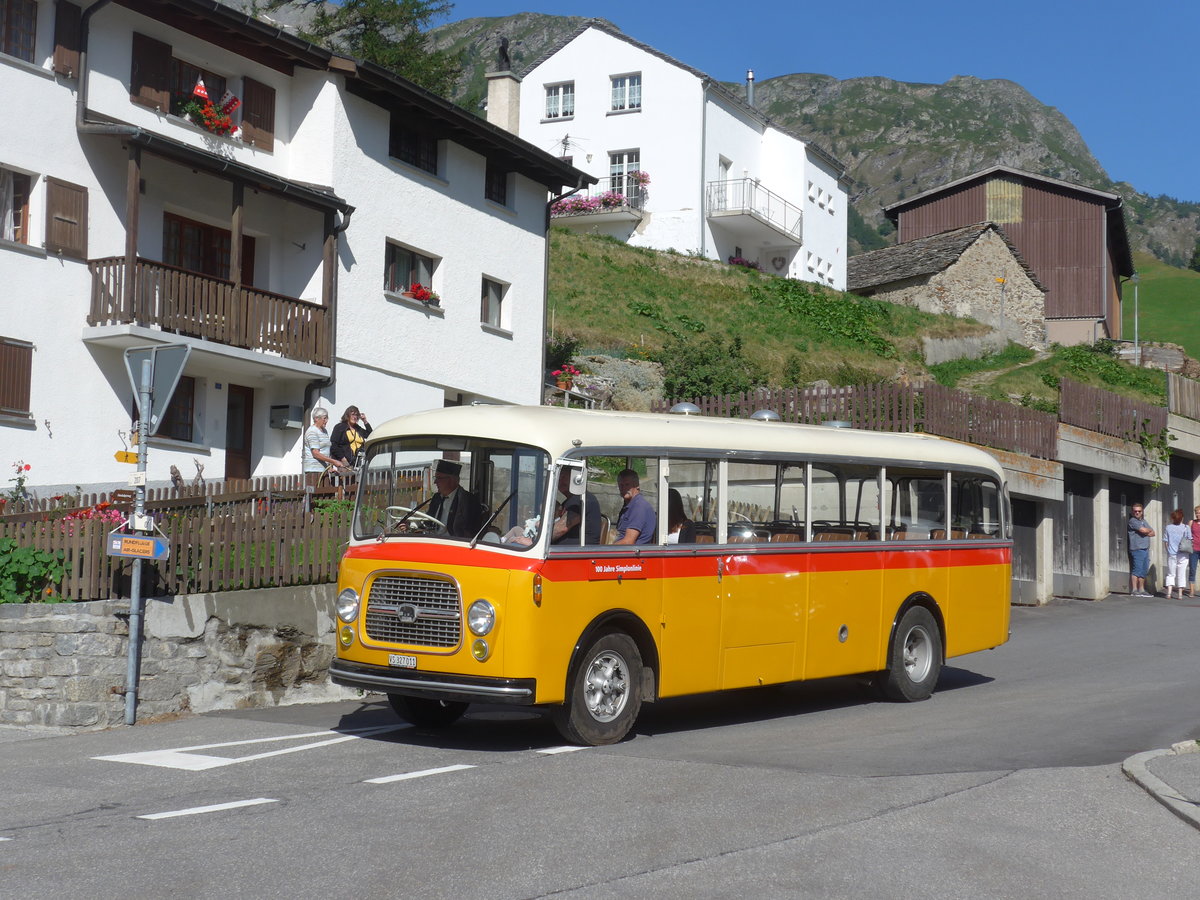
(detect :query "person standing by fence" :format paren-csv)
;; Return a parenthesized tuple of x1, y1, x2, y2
(1127, 502, 1155, 597)
(330, 406, 371, 470)
(1189, 505, 1200, 599)
(1163, 508, 1191, 600)
(303, 408, 346, 488)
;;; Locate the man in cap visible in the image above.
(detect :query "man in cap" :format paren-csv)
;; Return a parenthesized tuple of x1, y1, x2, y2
(428, 460, 484, 538)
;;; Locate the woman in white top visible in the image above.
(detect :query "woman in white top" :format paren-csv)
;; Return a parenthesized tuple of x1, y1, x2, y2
(1162, 508, 1190, 600)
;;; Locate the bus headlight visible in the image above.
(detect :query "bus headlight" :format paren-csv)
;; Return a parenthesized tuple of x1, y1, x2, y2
(336, 588, 360, 623)
(468, 600, 495, 636)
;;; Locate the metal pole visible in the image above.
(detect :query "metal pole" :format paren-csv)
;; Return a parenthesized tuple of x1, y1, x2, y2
(1132, 275, 1140, 365)
(124, 358, 151, 725)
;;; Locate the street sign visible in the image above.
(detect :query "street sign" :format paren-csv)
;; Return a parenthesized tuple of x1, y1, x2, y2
(114, 451, 138, 464)
(124, 344, 191, 436)
(106, 534, 170, 561)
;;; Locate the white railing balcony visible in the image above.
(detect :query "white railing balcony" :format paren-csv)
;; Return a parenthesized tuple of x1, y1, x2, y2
(706, 178, 803, 244)
(550, 177, 648, 219)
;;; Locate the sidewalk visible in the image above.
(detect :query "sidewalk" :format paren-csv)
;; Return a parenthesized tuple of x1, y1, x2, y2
(1123, 740, 1200, 829)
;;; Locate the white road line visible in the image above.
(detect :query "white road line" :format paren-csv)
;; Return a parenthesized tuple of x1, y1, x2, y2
(0, 837, 11, 842)
(94, 724, 407, 770)
(365, 764, 475, 784)
(537, 745, 588, 755)
(137, 798, 279, 820)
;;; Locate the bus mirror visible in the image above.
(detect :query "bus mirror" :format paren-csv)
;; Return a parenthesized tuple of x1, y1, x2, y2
(568, 467, 586, 496)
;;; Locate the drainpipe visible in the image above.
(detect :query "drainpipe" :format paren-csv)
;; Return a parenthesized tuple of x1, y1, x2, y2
(699, 82, 708, 259)
(542, 177, 588, 389)
(76, 0, 140, 138)
(304, 206, 354, 418)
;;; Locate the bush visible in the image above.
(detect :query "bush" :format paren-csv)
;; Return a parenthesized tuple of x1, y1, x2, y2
(658, 335, 766, 399)
(546, 332, 581, 370)
(0, 538, 66, 603)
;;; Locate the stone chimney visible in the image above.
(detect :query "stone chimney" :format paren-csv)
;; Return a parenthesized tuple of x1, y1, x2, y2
(486, 70, 522, 134)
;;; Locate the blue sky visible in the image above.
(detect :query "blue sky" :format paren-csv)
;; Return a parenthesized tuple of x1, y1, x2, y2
(443, 1, 1197, 204)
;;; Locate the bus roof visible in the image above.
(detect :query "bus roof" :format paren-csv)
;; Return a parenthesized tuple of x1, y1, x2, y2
(368, 406, 1005, 478)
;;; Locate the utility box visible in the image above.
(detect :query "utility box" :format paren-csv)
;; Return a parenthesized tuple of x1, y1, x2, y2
(269, 405, 303, 429)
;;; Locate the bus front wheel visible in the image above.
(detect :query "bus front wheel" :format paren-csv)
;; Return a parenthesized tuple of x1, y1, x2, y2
(553, 632, 643, 746)
(388, 694, 469, 728)
(876, 606, 942, 702)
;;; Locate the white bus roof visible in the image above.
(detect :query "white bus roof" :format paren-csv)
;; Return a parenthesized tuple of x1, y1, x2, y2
(367, 406, 1004, 478)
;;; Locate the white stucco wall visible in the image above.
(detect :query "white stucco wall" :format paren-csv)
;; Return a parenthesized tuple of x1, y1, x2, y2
(0, 0, 557, 494)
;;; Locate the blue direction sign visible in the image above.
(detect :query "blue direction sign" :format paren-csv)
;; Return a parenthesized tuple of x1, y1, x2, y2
(106, 534, 170, 561)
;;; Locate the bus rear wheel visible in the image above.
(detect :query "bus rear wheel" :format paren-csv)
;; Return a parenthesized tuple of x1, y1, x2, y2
(553, 632, 642, 746)
(876, 606, 942, 702)
(388, 694, 469, 728)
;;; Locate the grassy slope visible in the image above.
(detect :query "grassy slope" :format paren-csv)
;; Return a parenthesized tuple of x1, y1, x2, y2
(546, 228, 989, 386)
(1122, 251, 1200, 358)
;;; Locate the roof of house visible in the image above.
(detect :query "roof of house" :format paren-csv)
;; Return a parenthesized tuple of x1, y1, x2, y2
(882, 165, 1134, 276)
(847, 222, 1047, 294)
(519, 19, 848, 180)
(115, 0, 592, 192)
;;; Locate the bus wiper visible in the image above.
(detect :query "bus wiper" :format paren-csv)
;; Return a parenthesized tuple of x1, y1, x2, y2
(471, 490, 515, 549)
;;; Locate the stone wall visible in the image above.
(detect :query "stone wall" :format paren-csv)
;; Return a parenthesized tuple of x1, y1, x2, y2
(867, 230, 1046, 348)
(0, 585, 355, 730)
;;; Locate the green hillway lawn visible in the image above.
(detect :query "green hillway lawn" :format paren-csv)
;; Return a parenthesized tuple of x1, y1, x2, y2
(1124, 252, 1200, 359)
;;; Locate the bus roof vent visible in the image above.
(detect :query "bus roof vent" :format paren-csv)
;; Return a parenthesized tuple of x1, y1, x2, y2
(750, 409, 781, 422)
(669, 402, 701, 415)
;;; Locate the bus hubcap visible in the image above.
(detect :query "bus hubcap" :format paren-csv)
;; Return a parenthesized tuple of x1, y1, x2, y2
(584, 651, 629, 722)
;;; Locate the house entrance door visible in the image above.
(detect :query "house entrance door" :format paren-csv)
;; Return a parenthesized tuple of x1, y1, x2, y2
(1108, 478, 1141, 594)
(225, 384, 254, 481)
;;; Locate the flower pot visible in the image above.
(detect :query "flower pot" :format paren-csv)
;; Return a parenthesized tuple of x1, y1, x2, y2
(556, 379, 573, 390)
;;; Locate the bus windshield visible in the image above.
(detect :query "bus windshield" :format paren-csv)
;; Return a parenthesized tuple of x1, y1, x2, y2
(353, 435, 550, 546)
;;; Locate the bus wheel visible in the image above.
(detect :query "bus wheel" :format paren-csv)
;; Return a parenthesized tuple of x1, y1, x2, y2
(876, 606, 942, 702)
(388, 695, 469, 728)
(553, 632, 642, 746)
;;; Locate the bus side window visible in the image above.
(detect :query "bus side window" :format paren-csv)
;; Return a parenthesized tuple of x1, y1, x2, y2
(953, 473, 1001, 538)
(724, 461, 777, 543)
(665, 460, 708, 544)
(586, 455, 659, 544)
(888, 469, 946, 539)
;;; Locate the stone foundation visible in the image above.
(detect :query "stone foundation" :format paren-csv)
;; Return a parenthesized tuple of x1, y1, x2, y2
(0, 585, 356, 730)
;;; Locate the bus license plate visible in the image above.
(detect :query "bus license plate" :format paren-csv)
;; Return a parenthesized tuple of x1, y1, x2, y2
(388, 654, 417, 669)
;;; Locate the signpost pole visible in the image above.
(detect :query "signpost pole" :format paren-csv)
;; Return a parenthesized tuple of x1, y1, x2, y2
(124, 358, 152, 726)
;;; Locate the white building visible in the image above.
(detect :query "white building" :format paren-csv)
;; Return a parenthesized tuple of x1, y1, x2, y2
(0, 0, 587, 492)
(500, 20, 848, 288)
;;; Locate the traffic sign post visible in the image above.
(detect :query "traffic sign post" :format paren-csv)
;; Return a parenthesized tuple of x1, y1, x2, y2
(119, 343, 189, 726)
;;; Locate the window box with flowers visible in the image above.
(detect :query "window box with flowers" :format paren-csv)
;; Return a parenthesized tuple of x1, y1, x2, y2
(171, 94, 237, 138)
(400, 283, 440, 307)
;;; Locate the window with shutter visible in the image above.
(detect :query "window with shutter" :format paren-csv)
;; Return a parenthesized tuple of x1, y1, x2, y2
(0, 336, 33, 420)
(130, 32, 171, 111)
(44, 178, 87, 260)
(241, 77, 276, 151)
(52, 1, 81, 77)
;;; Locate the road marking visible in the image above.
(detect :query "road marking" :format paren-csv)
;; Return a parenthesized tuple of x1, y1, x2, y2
(94, 725, 408, 770)
(137, 798, 279, 820)
(537, 745, 588, 755)
(0, 837, 11, 842)
(365, 763, 475, 784)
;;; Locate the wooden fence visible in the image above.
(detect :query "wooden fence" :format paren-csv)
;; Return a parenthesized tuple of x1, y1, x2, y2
(1, 506, 351, 602)
(923, 383, 1058, 459)
(1168, 373, 1200, 421)
(652, 384, 919, 432)
(1059, 378, 1167, 442)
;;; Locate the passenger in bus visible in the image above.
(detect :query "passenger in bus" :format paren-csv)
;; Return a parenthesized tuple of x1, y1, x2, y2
(614, 469, 655, 545)
(665, 488, 697, 544)
(429, 460, 484, 538)
(552, 467, 602, 544)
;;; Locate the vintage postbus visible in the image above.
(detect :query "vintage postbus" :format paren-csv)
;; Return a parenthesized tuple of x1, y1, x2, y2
(330, 405, 1011, 745)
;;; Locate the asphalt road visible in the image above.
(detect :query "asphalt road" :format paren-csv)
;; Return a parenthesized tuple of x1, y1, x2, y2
(2, 595, 1199, 898)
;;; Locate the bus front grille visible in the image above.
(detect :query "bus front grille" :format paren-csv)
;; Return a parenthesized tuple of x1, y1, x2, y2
(364, 574, 462, 648)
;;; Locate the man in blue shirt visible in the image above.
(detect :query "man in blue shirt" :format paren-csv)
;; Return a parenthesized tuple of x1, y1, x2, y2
(615, 469, 655, 545)
(1128, 502, 1155, 597)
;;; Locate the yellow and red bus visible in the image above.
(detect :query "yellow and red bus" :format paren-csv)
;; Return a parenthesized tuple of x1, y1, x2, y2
(330, 405, 1011, 745)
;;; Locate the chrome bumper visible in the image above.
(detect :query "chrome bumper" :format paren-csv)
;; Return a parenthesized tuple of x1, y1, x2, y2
(329, 658, 537, 705)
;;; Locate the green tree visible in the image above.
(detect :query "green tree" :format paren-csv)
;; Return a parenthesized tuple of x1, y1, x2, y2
(1189, 237, 1200, 273)
(267, 0, 462, 96)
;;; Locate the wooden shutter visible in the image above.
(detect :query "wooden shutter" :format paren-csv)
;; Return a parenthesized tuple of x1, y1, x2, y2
(130, 32, 171, 111)
(45, 178, 88, 260)
(52, 1, 82, 77)
(0, 337, 33, 418)
(241, 77, 276, 151)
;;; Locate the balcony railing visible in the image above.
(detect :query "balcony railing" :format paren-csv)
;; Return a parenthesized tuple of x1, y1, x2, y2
(87, 257, 329, 367)
(550, 177, 647, 217)
(706, 178, 803, 241)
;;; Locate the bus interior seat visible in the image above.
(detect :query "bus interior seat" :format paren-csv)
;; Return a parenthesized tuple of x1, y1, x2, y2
(599, 515, 611, 544)
(814, 530, 853, 542)
(771, 532, 803, 542)
(695, 534, 715, 544)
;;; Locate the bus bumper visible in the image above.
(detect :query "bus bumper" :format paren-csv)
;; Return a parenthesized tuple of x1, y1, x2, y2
(329, 659, 538, 705)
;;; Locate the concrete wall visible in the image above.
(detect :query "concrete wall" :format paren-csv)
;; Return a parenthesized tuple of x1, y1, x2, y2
(0, 586, 353, 730)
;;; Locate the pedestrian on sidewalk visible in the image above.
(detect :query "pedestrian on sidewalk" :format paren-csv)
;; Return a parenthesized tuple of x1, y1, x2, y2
(1127, 502, 1155, 597)
(1162, 508, 1190, 600)
(1188, 505, 1200, 598)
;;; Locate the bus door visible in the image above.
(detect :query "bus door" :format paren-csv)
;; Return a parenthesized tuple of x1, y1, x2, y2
(803, 463, 884, 681)
(718, 460, 803, 690)
(657, 460, 723, 695)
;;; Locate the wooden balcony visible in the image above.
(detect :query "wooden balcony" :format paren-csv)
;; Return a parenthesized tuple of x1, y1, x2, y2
(87, 257, 329, 367)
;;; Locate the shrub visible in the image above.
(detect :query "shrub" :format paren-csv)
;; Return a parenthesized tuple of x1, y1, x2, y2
(658, 335, 766, 399)
(546, 332, 581, 370)
(0, 538, 66, 603)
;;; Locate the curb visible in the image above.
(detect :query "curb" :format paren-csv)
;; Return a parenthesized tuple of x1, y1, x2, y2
(1122, 749, 1200, 831)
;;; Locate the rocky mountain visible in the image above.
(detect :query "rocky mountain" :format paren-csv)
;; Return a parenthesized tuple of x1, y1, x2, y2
(428, 14, 1200, 266)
